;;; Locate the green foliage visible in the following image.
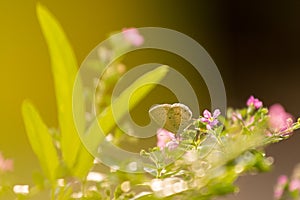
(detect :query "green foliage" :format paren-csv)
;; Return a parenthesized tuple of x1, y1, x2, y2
(16, 4, 171, 199)
(98, 65, 169, 134)
(83, 65, 169, 152)
(22, 101, 59, 182)
(133, 104, 300, 200)
(36, 3, 91, 178)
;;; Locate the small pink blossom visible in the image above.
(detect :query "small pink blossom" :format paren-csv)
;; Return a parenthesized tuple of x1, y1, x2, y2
(274, 188, 284, 200)
(289, 179, 300, 191)
(278, 175, 288, 185)
(232, 112, 242, 122)
(157, 128, 175, 150)
(0, 153, 13, 172)
(274, 175, 288, 199)
(269, 104, 294, 134)
(122, 28, 144, 46)
(200, 109, 221, 130)
(247, 95, 263, 109)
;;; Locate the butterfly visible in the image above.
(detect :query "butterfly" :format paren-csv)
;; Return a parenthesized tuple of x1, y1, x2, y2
(149, 103, 193, 134)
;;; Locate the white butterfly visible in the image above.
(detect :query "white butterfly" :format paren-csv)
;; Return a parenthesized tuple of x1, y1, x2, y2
(149, 103, 193, 133)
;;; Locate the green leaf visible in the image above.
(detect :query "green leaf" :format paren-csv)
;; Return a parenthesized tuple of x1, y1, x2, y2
(71, 144, 94, 179)
(36, 4, 169, 178)
(84, 65, 169, 155)
(134, 194, 166, 200)
(22, 101, 59, 181)
(36, 3, 92, 176)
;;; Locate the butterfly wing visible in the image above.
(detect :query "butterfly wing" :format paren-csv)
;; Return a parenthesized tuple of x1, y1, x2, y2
(168, 103, 193, 132)
(149, 103, 192, 133)
(149, 104, 170, 128)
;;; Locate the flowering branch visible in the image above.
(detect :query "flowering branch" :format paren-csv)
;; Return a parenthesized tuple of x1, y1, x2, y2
(139, 96, 300, 199)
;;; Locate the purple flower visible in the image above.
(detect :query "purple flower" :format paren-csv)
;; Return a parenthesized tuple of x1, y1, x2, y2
(247, 95, 263, 109)
(122, 28, 144, 46)
(0, 152, 13, 172)
(269, 104, 294, 134)
(200, 109, 221, 130)
(157, 128, 175, 150)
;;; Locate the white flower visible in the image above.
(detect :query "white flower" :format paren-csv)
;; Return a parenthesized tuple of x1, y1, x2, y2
(86, 172, 105, 182)
(13, 185, 29, 195)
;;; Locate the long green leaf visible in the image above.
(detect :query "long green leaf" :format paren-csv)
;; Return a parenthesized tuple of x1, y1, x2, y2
(36, 3, 169, 178)
(22, 101, 59, 181)
(73, 66, 169, 177)
(84, 66, 169, 154)
(36, 3, 90, 173)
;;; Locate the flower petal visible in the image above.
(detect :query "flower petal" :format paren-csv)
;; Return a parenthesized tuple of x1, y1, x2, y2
(206, 124, 212, 130)
(269, 104, 294, 133)
(213, 109, 221, 118)
(246, 96, 255, 106)
(210, 119, 219, 126)
(122, 28, 144, 46)
(203, 110, 211, 118)
(157, 129, 175, 149)
(200, 118, 210, 123)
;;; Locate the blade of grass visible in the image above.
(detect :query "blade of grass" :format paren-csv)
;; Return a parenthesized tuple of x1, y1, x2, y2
(73, 66, 169, 177)
(22, 101, 60, 181)
(36, 3, 90, 174)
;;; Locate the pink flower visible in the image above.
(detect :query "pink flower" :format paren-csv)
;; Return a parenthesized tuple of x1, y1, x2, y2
(122, 28, 144, 46)
(274, 190, 283, 199)
(269, 104, 294, 134)
(200, 109, 221, 130)
(274, 175, 288, 199)
(0, 153, 13, 172)
(289, 179, 300, 191)
(278, 175, 288, 185)
(157, 128, 175, 150)
(247, 95, 263, 109)
(232, 112, 242, 122)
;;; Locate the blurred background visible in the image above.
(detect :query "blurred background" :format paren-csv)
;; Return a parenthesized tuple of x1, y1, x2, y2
(1, 0, 300, 199)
